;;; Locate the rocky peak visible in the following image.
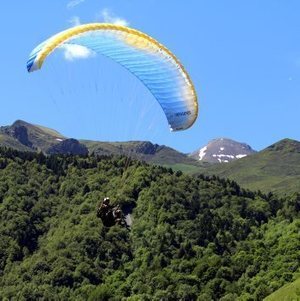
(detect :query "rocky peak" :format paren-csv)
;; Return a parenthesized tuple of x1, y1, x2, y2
(134, 141, 160, 155)
(0, 121, 33, 148)
(12, 120, 31, 127)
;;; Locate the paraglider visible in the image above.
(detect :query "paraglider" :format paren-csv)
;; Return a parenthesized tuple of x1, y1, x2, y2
(96, 197, 127, 228)
(27, 23, 198, 131)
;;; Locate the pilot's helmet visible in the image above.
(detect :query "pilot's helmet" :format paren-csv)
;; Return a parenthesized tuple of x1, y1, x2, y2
(103, 197, 110, 204)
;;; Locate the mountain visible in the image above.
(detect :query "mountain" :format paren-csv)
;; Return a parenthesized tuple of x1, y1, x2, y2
(0, 120, 201, 169)
(0, 120, 66, 152)
(0, 147, 299, 300)
(190, 138, 256, 163)
(202, 138, 300, 195)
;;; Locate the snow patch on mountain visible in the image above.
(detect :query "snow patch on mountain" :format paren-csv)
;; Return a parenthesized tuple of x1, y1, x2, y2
(199, 146, 207, 160)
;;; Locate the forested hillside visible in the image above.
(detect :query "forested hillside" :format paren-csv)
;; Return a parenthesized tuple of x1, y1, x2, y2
(0, 147, 299, 300)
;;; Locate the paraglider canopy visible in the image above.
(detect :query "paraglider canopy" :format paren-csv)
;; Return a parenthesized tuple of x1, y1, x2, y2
(27, 23, 198, 131)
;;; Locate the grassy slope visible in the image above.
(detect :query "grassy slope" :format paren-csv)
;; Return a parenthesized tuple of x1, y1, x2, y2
(34, 124, 65, 139)
(202, 139, 300, 195)
(264, 278, 300, 301)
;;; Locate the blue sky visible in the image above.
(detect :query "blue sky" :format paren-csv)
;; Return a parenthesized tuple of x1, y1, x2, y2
(1, 1, 299, 153)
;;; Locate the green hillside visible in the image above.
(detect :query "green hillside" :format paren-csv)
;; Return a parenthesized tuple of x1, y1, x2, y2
(264, 278, 300, 301)
(0, 147, 299, 300)
(34, 124, 65, 138)
(202, 139, 300, 196)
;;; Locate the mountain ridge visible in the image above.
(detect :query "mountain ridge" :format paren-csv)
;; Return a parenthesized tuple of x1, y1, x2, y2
(0, 120, 201, 168)
(1, 120, 299, 195)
